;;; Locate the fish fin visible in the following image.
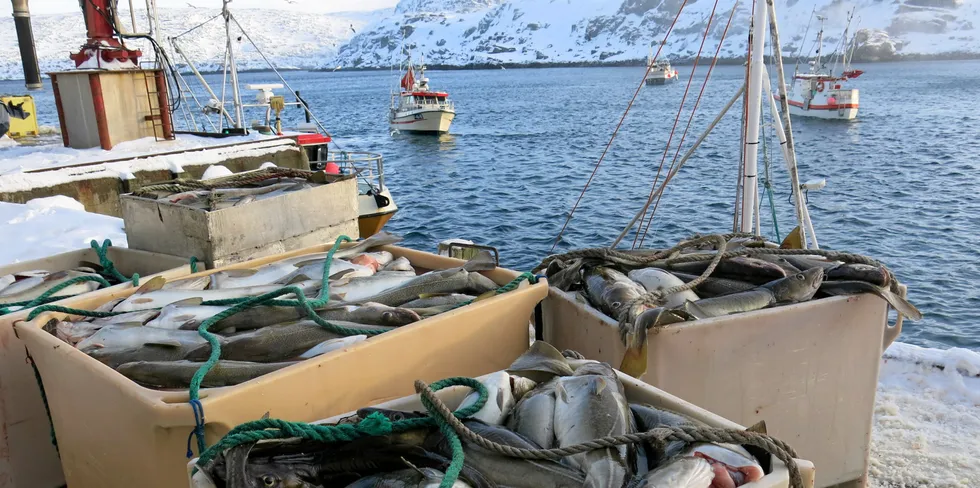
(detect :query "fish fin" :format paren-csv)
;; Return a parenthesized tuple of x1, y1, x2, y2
(170, 297, 204, 307)
(292, 258, 327, 268)
(144, 339, 183, 348)
(219, 268, 259, 278)
(135, 276, 167, 293)
(473, 290, 497, 302)
(745, 420, 767, 434)
(328, 268, 357, 280)
(286, 273, 314, 285)
(879, 287, 923, 321)
(496, 387, 506, 410)
(44, 270, 70, 281)
(462, 251, 497, 272)
(780, 226, 804, 249)
(555, 380, 568, 403)
(590, 377, 608, 396)
(619, 342, 649, 378)
(418, 293, 451, 299)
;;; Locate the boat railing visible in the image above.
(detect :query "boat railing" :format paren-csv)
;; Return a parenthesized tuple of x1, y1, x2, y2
(319, 151, 386, 193)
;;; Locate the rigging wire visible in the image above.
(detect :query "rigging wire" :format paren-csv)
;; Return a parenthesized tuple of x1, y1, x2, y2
(548, 0, 691, 252)
(634, 0, 740, 249)
(629, 0, 723, 249)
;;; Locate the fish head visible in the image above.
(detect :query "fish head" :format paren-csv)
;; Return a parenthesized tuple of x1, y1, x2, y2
(243, 463, 319, 488)
(765, 267, 824, 303)
(380, 307, 422, 326)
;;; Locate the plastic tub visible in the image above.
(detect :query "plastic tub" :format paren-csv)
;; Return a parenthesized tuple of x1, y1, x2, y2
(188, 369, 816, 488)
(14, 245, 546, 488)
(542, 289, 892, 488)
(0, 247, 198, 488)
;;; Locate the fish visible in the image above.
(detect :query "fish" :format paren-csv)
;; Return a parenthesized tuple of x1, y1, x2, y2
(678, 267, 824, 320)
(349, 253, 382, 272)
(751, 254, 802, 275)
(671, 273, 757, 298)
(112, 277, 322, 312)
(401, 294, 475, 309)
(347, 467, 472, 488)
(56, 308, 160, 345)
(457, 371, 518, 425)
(277, 259, 376, 286)
(631, 404, 707, 467)
(353, 251, 498, 307)
(819, 279, 922, 320)
(553, 362, 633, 488)
(780, 255, 840, 272)
(628, 268, 700, 308)
(77, 325, 209, 368)
(298, 335, 368, 359)
(683, 443, 764, 488)
(116, 360, 297, 389)
(332, 232, 403, 260)
(329, 271, 419, 302)
(204, 302, 421, 331)
(0, 270, 101, 302)
(507, 340, 574, 381)
(143, 298, 219, 330)
(0, 273, 16, 293)
(826, 263, 890, 287)
(634, 457, 715, 488)
(161, 275, 212, 291)
(185, 320, 392, 362)
(382, 256, 415, 272)
(618, 307, 692, 378)
(583, 266, 649, 321)
(506, 377, 558, 449)
(427, 420, 586, 488)
(667, 257, 787, 283)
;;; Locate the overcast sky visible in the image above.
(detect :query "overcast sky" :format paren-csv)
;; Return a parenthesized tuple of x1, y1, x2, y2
(1, 0, 399, 16)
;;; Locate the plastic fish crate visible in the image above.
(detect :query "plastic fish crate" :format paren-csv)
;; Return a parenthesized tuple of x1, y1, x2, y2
(120, 175, 360, 269)
(0, 246, 199, 488)
(188, 369, 816, 488)
(542, 288, 897, 488)
(14, 245, 547, 488)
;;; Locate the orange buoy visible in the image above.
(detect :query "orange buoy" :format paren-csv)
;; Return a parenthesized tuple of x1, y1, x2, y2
(324, 162, 341, 174)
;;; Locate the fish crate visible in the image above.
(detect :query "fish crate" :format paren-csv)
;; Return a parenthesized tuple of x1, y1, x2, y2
(187, 368, 816, 488)
(0, 247, 199, 488)
(14, 245, 547, 488)
(120, 174, 360, 269)
(542, 289, 893, 488)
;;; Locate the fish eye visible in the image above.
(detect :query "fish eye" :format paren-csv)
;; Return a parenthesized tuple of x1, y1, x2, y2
(796, 274, 805, 281)
(382, 311, 393, 320)
(611, 301, 621, 309)
(392, 412, 405, 421)
(261, 475, 277, 487)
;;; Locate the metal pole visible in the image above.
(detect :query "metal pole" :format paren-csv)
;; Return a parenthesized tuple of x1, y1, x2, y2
(223, 0, 243, 129)
(11, 0, 42, 89)
(171, 39, 235, 126)
(740, 0, 767, 233)
(766, 0, 816, 248)
(611, 84, 746, 248)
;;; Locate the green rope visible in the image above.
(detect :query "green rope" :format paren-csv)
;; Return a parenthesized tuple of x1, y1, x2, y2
(26, 304, 123, 322)
(26, 350, 58, 455)
(90, 239, 140, 286)
(189, 256, 200, 274)
(1, 275, 113, 316)
(761, 125, 781, 242)
(196, 376, 487, 488)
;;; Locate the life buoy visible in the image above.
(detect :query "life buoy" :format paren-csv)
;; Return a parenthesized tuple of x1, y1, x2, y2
(816, 81, 825, 92)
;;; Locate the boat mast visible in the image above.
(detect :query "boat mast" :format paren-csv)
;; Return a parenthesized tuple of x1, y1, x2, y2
(814, 15, 825, 74)
(223, 0, 244, 129)
(739, 0, 768, 233)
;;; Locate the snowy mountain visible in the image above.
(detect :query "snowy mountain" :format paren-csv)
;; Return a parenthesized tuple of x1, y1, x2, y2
(0, 7, 387, 80)
(0, 0, 978, 80)
(333, 0, 980, 67)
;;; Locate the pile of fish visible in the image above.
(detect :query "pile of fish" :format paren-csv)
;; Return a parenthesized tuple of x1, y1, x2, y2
(196, 342, 776, 488)
(43, 232, 503, 390)
(1, 267, 106, 310)
(136, 176, 324, 211)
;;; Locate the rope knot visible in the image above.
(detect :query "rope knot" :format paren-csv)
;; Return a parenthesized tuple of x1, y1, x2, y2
(356, 412, 393, 437)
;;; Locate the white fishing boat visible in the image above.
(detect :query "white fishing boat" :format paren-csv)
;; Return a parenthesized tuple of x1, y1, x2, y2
(776, 12, 864, 120)
(645, 56, 678, 85)
(389, 54, 455, 134)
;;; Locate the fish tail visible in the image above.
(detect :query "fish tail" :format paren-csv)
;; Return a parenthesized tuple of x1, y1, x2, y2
(619, 341, 648, 378)
(881, 288, 923, 321)
(462, 250, 497, 272)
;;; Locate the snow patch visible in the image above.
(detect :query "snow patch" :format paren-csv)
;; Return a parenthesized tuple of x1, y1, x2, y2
(0, 197, 126, 266)
(201, 165, 234, 180)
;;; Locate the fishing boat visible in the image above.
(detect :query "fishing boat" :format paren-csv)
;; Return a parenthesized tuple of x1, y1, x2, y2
(389, 54, 456, 134)
(645, 54, 679, 85)
(776, 12, 864, 120)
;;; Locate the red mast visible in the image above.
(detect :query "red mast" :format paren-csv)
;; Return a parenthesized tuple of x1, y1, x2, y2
(68, 0, 142, 68)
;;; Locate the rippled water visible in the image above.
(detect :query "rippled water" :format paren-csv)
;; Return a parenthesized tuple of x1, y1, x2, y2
(3, 60, 978, 350)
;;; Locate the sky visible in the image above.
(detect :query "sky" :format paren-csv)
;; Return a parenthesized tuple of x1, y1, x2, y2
(1, 0, 399, 16)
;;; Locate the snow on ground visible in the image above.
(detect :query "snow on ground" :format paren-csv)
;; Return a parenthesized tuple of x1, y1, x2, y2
(870, 343, 980, 488)
(0, 133, 276, 175)
(0, 196, 125, 266)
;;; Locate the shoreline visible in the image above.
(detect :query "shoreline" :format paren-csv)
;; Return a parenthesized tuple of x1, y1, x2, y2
(2, 52, 978, 82)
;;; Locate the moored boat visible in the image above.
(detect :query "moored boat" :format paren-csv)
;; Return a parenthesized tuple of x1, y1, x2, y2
(389, 54, 456, 134)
